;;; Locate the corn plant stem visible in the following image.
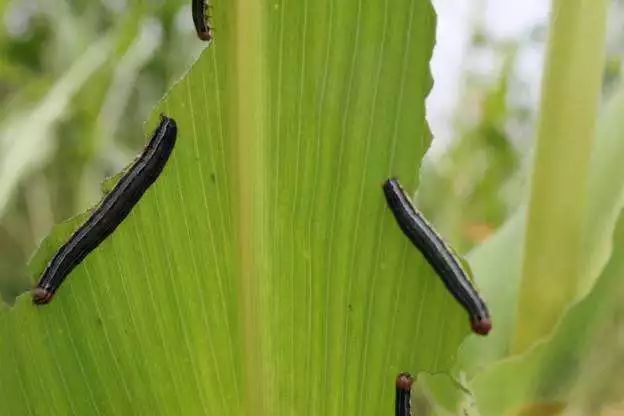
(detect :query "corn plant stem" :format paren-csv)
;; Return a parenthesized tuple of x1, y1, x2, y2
(513, 0, 607, 353)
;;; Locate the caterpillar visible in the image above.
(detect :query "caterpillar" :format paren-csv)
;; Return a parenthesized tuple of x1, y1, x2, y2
(395, 372, 413, 416)
(33, 115, 177, 304)
(192, 0, 213, 41)
(382, 178, 491, 335)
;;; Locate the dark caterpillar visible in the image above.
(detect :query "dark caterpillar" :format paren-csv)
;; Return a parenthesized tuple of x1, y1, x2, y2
(192, 0, 213, 41)
(33, 115, 177, 304)
(395, 373, 413, 416)
(382, 178, 491, 335)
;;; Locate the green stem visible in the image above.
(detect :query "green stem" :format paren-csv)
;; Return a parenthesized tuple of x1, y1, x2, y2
(513, 0, 607, 353)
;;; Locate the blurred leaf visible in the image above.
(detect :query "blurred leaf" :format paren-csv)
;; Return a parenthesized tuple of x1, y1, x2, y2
(459, 214, 524, 374)
(580, 86, 624, 296)
(95, 18, 163, 153)
(0, 1, 472, 414)
(470, 210, 624, 415)
(513, 0, 608, 351)
(0, 34, 114, 216)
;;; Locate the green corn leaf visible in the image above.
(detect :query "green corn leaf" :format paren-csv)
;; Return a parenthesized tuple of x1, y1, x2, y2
(0, 1, 471, 414)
